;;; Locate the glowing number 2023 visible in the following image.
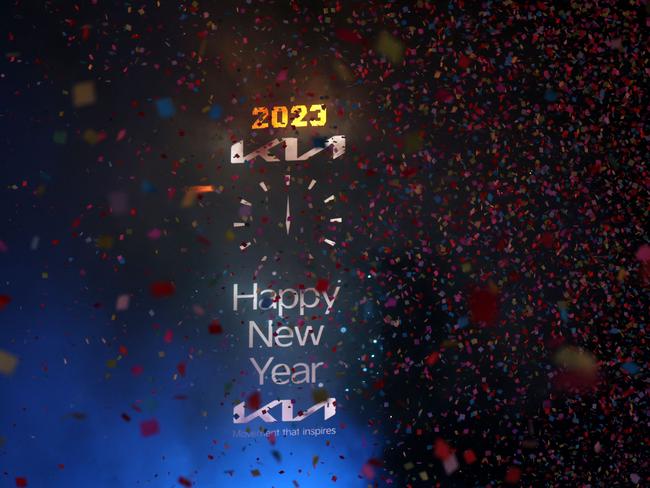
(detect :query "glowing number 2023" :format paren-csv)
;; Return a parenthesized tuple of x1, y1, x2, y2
(252, 104, 327, 129)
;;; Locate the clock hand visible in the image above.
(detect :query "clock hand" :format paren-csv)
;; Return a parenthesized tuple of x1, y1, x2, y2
(285, 195, 291, 235)
(284, 173, 292, 236)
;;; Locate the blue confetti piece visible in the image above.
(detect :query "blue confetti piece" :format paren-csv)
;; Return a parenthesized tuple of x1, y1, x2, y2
(313, 136, 327, 148)
(259, 295, 274, 310)
(141, 180, 156, 193)
(208, 104, 223, 120)
(457, 316, 469, 329)
(621, 362, 640, 375)
(544, 89, 558, 102)
(155, 98, 175, 119)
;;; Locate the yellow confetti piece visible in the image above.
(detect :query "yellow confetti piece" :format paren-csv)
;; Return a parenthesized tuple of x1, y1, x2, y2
(96, 235, 114, 250)
(312, 388, 329, 403)
(332, 59, 353, 82)
(83, 129, 102, 145)
(554, 346, 597, 374)
(35, 184, 47, 197)
(0, 349, 18, 376)
(404, 132, 423, 153)
(376, 30, 404, 65)
(72, 81, 96, 108)
(180, 190, 197, 208)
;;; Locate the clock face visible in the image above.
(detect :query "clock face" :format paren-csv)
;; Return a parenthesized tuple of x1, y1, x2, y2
(232, 169, 342, 257)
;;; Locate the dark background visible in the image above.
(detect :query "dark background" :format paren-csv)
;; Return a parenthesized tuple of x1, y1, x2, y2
(0, 1, 648, 487)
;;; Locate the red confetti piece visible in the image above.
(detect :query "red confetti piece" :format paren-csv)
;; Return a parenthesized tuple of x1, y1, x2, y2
(425, 351, 439, 366)
(0, 295, 11, 310)
(463, 449, 477, 464)
(505, 466, 521, 484)
(636, 244, 650, 262)
(246, 391, 261, 410)
(208, 320, 223, 334)
(177, 362, 186, 377)
(178, 476, 192, 487)
(434, 438, 453, 460)
(335, 28, 364, 44)
(163, 329, 173, 343)
(360, 462, 375, 480)
(315, 279, 329, 292)
(196, 235, 211, 246)
(276, 68, 288, 82)
(150, 281, 175, 297)
(458, 53, 472, 69)
(539, 231, 555, 248)
(469, 287, 499, 324)
(15, 478, 27, 487)
(140, 419, 160, 437)
(361, 458, 381, 480)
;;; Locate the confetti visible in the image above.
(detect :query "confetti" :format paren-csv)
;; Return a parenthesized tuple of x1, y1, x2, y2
(115, 294, 130, 311)
(139, 419, 160, 437)
(71, 81, 96, 108)
(155, 98, 175, 119)
(375, 30, 404, 65)
(2, 2, 647, 487)
(150, 282, 175, 298)
(0, 350, 18, 376)
(208, 320, 223, 334)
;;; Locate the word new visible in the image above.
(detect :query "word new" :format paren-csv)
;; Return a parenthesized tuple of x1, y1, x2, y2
(233, 398, 336, 424)
(248, 320, 324, 348)
(231, 135, 345, 163)
(233, 283, 340, 316)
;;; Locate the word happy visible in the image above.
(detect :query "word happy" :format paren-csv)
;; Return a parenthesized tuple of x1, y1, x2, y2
(233, 283, 340, 317)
